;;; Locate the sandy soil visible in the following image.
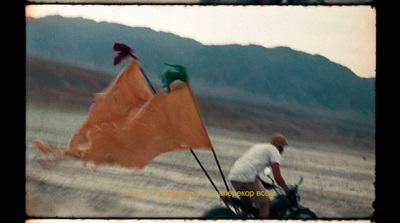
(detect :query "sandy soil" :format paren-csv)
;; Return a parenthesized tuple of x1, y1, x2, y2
(25, 105, 375, 219)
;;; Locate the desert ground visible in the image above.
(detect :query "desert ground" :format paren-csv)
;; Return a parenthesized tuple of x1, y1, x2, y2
(25, 104, 375, 219)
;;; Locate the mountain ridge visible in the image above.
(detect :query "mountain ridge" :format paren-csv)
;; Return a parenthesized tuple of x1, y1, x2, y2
(26, 56, 375, 151)
(26, 15, 375, 117)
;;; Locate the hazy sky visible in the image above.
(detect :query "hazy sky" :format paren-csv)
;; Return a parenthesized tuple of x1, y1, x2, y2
(26, 5, 376, 78)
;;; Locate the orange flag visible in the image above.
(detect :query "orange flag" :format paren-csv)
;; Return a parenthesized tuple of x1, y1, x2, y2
(34, 61, 212, 169)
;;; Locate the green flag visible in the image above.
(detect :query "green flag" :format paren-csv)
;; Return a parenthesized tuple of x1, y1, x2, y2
(160, 63, 189, 93)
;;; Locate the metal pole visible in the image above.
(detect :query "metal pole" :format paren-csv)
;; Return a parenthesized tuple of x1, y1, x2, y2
(189, 149, 232, 211)
(138, 63, 233, 211)
(211, 148, 231, 193)
(139, 67, 156, 93)
(139, 63, 220, 190)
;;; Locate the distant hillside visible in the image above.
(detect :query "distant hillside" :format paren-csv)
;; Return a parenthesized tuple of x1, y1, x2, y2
(26, 57, 113, 107)
(26, 57, 375, 151)
(26, 15, 374, 117)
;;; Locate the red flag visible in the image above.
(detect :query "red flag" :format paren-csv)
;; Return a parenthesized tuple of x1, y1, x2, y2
(113, 43, 139, 66)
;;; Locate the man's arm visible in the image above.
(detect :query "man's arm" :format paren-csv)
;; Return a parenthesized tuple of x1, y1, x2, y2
(270, 163, 290, 193)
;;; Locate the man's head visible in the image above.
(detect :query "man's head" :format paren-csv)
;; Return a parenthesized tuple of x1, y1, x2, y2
(269, 133, 288, 154)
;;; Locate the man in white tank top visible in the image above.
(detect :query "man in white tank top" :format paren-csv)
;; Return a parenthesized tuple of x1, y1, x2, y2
(228, 133, 290, 218)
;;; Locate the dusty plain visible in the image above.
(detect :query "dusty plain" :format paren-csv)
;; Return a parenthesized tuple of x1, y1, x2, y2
(25, 104, 375, 219)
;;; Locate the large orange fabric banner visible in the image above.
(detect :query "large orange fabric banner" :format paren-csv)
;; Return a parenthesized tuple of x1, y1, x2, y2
(34, 61, 212, 169)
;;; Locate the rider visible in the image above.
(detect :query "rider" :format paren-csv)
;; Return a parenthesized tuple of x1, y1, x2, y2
(228, 133, 292, 218)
